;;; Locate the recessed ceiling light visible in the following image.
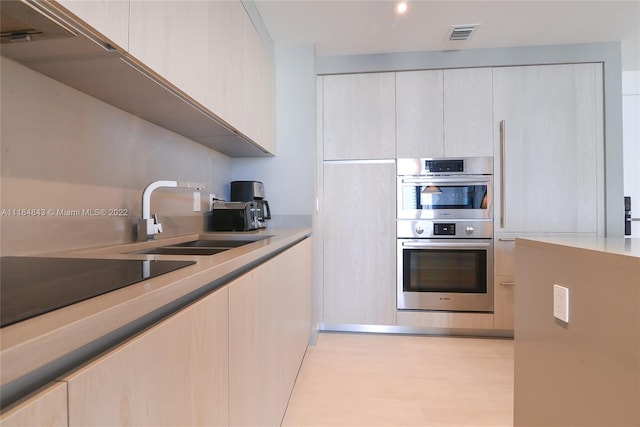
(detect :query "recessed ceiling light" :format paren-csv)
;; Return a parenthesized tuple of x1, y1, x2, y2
(394, 1, 409, 15)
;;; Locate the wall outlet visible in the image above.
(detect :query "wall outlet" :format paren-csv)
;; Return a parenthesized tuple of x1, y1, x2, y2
(209, 194, 216, 210)
(553, 284, 570, 323)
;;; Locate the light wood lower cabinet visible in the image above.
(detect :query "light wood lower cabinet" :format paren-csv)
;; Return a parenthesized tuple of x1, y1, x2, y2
(4, 240, 311, 426)
(493, 276, 515, 330)
(0, 382, 68, 427)
(64, 286, 229, 426)
(229, 238, 312, 426)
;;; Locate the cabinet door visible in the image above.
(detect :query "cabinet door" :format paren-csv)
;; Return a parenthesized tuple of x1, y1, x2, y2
(396, 70, 444, 158)
(229, 269, 278, 426)
(65, 287, 229, 426)
(243, 16, 275, 154)
(273, 239, 312, 415)
(443, 68, 493, 157)
(322, 162, 396, 325)
(207, 0, 246, 132)
(57, 0, 129, 50)
(494, 235, 517, 277)
(493, 63, 603, 233)
(493, 276, 515, 330)
(0, 382, 68, 427)
(129, 1, 209, 104)
(229, 239, 312, 426)
(323, 73, 396, 160)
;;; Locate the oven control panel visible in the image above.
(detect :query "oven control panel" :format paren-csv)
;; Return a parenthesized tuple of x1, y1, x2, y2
(397, 219, 493, 239)
(433, 223, 456, 235)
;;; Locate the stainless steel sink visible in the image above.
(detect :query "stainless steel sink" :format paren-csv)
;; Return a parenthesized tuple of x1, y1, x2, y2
(171, 239, 266, 248)
(129, 247, 229, 255)
(127, 236, 270, 256)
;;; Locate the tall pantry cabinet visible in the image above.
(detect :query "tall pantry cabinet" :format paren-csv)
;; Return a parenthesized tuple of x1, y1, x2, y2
(319, 73, 397, 326)
(493, 63, 604, 235)
(492, 63, 604, 330)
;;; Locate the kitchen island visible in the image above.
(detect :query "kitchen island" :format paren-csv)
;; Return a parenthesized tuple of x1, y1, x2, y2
(513, 237, 640, 426)
(0, 228, 312, 425)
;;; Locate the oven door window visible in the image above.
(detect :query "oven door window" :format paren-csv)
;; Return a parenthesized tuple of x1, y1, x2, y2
(403, 248, 487, 293)
(401, 184, 488, 210)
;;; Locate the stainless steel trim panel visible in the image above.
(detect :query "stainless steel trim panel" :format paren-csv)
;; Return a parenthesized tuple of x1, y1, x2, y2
(318, 323, 514, 338)
(323, 159, 396, 164)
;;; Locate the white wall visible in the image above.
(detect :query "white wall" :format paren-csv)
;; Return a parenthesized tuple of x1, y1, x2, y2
(231, 45, 316, 228)
(623, 71, 640, 237)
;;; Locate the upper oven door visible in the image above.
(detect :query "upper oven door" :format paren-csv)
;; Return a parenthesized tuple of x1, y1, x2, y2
(397, 175, 493, 220)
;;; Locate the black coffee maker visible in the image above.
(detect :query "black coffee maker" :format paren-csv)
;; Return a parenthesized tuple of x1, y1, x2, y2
(230, 181, 271, 228)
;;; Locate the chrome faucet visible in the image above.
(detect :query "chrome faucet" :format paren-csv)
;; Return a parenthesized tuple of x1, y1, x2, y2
(138, 180, 205, 241)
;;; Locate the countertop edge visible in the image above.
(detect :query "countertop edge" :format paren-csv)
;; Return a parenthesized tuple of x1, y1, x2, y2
(0, 228, 311, 407)
(516, 237, 640, 269)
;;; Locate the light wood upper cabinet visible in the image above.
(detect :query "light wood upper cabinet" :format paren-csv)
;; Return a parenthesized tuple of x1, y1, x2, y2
(64, 287, 229, 426)
(128, 0, 275, 154)
(396, 68, 492, 158)
(443, 67, 493, 157)
(206, 0, 275, 153)
(242, 15, 275, 154)
(129, 1, 209, 104)
(0, 382, 68, 427)
(396, 70, 444, 158)
(207, 0, 246, 132)
(322, 73, 396, 160)
(322, 162, 396, 326)
(493, 63, 604, 233)
(57, 0, 129, 50)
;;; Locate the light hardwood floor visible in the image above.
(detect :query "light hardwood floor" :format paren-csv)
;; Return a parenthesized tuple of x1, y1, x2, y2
(282, 332, 514, 427)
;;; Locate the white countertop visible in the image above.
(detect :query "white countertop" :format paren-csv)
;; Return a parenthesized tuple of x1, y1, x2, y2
(0, 228, 311, 403)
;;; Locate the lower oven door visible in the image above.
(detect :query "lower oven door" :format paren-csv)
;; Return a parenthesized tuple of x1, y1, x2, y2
(397, 239, 494, 312)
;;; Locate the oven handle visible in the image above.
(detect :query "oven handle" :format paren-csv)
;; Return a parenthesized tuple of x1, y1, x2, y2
(401, 177, 491, 185)
(499, 120, 506, 228)
(401, 241, 492, 249)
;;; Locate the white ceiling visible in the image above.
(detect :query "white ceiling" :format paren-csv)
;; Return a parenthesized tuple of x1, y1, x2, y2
(254, 0, 640, 71)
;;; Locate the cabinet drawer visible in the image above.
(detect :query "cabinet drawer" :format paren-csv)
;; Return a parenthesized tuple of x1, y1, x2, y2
(494, 275, 515, 330)
(494, 237, 517, 276)
(396, 311, 494, 330)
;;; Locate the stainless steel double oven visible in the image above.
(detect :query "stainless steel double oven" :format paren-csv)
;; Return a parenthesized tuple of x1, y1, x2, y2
(397, 157, 494, 312)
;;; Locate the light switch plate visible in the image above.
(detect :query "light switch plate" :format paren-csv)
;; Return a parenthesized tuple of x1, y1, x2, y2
(553, 284, 569, 323)
(193, 191, 201, 212)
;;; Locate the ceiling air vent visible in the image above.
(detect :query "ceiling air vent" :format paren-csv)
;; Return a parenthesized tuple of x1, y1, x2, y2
(449, 25, 477, 41)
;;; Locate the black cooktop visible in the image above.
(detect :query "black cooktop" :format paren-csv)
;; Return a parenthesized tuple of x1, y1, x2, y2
(0, 257, 196, 328)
